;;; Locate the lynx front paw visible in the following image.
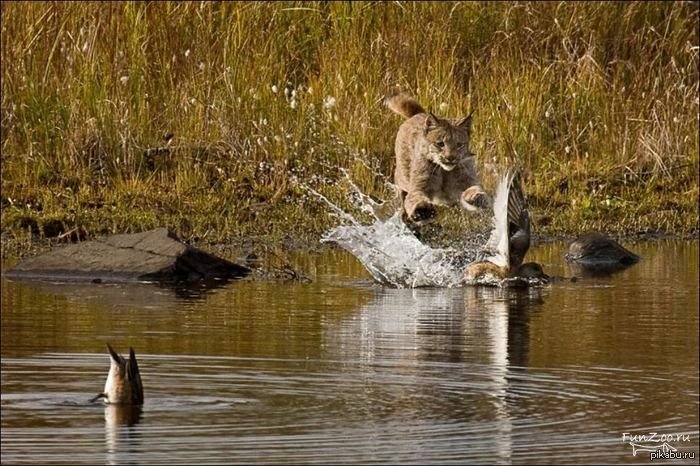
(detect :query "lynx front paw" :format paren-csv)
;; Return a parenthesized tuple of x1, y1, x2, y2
(461, 188, 491, 211)
(408, 201, 437, 224)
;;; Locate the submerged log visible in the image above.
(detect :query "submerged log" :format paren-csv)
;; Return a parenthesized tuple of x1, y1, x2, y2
(5, 228, 250, 284)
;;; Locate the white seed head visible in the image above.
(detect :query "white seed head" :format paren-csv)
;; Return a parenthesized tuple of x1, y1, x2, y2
(324, 96, 336, 110)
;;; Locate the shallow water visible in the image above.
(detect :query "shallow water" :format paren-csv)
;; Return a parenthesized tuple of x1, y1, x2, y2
(1, 240, 698, 464)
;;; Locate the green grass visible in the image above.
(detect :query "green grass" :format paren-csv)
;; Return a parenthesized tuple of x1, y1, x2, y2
(2, 1, 698, 253)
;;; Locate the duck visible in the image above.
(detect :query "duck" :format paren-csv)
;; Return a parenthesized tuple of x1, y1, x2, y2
(91, 344, 144, 405)
(463, 170, 548, 286)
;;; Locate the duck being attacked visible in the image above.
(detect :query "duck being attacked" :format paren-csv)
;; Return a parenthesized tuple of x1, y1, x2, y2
(462, 169, 549, 287)
(91, 344, 144, 405)
(322, 168, 548, 288)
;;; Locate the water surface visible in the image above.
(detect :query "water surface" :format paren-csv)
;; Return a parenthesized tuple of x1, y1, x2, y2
(1, 240, 698, 464)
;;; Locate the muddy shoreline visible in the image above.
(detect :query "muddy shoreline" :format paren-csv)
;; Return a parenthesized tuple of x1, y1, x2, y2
(2, 229, 696, 268)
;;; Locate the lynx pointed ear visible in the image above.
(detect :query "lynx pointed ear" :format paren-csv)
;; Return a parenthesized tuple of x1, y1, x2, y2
(425, 111, 439, 131)
(456, 111, 474, 131)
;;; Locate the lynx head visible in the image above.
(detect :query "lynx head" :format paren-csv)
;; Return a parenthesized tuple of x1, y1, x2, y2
(423, 111, 473, 171)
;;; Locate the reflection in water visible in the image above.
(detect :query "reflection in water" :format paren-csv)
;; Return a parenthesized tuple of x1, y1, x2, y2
(37, 279, 217, 304)
(567, 261, 636, 278)
(326, 285, 544, 367)
(105, 404, 143, 427)
(104, 405, 142, 466)
(323, 285, 547, 463)
(0, 241, 697, 464)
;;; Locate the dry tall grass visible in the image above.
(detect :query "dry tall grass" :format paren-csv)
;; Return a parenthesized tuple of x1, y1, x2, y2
(2, 1, 698, 247)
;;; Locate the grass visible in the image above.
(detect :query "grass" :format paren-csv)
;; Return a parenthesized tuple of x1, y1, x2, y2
(1, 1, 698, 255)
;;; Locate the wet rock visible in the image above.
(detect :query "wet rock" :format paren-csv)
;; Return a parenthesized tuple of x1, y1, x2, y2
(5, 228, 250, 284)
(565, 232, 639, 276)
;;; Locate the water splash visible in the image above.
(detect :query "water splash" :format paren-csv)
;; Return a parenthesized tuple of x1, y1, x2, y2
(296, 170, 483, 288)
(322, 212, 469, 288)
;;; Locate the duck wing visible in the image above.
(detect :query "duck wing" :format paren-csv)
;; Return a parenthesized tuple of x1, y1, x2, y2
(506, 171, 530, 269)
(481, 169, 531, 270)
(482, 171, 512, 268)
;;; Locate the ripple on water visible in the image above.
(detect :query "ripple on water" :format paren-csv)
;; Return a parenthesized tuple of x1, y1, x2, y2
(2, 352, 698, 464)
(2, 240, 698, 464)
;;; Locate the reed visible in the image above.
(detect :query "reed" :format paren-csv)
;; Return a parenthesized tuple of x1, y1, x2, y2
(2, 1, 697, 250)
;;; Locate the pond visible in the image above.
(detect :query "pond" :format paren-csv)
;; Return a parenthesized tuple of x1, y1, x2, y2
(1, 240, 698, 464)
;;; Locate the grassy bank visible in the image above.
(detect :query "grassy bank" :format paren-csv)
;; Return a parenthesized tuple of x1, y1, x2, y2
(2, 1, 698, 254)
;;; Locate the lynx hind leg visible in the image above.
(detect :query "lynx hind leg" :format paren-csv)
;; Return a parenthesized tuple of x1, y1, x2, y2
(461, 186, 491, 211)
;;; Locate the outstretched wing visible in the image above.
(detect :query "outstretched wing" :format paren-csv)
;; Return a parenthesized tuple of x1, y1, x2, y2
(506, 171, 530, 269)
(483, 169, 531, 270)
(483, 171, 511, 268)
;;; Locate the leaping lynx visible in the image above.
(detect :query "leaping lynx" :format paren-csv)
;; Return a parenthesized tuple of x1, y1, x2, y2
(385, 92, 490, 225)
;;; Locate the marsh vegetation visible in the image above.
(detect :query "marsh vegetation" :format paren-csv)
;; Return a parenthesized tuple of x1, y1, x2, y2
(2, 2, 698, 253)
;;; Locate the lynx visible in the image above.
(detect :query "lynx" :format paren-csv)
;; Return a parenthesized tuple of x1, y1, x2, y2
(385, 92, 490, 225)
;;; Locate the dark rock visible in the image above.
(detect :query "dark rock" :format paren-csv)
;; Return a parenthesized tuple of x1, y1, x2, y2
(42, 219, 66, 238)
(4, 228, 250, 285)
(17, 216, 40, 236)
(565, 232, 639, 276)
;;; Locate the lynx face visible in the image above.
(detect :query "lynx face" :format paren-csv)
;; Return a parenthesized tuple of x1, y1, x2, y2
(423, 113, 472, 172)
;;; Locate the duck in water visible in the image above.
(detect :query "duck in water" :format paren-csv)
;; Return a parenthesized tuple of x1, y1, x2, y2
(463, 170, 548, 286)
(91, 344, 144, 405)
(321, 167, 549, 288)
